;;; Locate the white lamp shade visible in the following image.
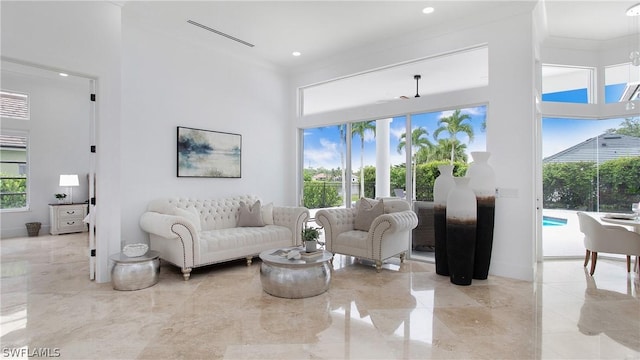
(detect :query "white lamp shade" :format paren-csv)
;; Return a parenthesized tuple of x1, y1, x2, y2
(59, 174, 79, 187)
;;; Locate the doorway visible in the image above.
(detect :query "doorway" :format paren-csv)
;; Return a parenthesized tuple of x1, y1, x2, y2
(0, 60, 97, 278)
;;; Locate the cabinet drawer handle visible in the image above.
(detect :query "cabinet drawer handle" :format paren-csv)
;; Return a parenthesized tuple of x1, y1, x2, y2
(66, 221, 76, 225)
(66, 211, 76, 215)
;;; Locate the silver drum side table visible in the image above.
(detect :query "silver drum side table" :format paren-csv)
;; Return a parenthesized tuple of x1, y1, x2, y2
(110, 250, 160, 291)
(259, 247, 333, 299)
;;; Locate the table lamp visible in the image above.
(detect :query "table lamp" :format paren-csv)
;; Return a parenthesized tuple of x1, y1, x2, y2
(59, 174, 79, 204)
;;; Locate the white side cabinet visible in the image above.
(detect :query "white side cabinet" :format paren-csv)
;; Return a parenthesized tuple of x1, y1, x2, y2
(49, 204, 88, 235)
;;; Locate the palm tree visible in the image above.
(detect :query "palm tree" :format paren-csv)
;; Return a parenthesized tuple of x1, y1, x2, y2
(433, 109, 474, 163)
(397, 127, 432, 198)
(352, 121, 376, 198)
(432, 138, 468, 163)
(415, 145, 438, 164)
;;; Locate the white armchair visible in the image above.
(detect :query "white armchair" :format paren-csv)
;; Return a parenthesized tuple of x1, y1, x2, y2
(316, 198, 418, 272)
(576, 212, 640, 275)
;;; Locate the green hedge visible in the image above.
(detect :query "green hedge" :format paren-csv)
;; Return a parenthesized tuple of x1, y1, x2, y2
(0, 176, 27, 209)
(303, 181, 342, 209)
(304, 156, 640, 211)
(543, 157, 640, 212)
(361, 161, 468, 201)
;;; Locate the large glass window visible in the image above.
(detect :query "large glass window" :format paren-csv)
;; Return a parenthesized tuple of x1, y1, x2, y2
(302, 124, 349, 210)
(302, 106, 487, 262)
(542, 116, 640, 257)
(0, 132, 28, 210)
(301, 46, 488, 115)
(542, 65, 595, 104)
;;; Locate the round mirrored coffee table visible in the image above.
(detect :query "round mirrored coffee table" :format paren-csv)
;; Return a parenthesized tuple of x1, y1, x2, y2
(259, 247, 333, 299)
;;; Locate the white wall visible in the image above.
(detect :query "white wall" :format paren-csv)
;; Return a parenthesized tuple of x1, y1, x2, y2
(1, 70, 91, 238)
(1, 1, 122, 283)
(486, 16, 537, 281)
(120, 12, 294, 245)
(291, 13, 538, 281)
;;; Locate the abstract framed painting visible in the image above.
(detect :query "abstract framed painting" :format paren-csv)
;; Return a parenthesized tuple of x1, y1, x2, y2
(177, 126, 241, 178)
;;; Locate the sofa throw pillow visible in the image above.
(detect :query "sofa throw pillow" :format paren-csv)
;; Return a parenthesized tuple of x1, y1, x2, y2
(238, 200, 265, 227)
(261, 202, 274, 225)
(174, 207, 202, 232)
(354, 198, 384, 231)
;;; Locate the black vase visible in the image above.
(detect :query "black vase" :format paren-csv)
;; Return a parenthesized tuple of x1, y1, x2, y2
(433, 164, 455, 276)
(446, 177, 477, 286)
(467, 151, 496, 280)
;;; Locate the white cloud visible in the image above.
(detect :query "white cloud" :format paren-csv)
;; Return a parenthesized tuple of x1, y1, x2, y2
(319, 138, 338, 152)
(463, 107, 486, 116)
(390, 125, 406, 140)
(439, 110, 453, 119)
(362, 129, 376, 143)
(439, 106, 485, 119)
(304, 138, 341, 169)
(390, 124, 436, 142)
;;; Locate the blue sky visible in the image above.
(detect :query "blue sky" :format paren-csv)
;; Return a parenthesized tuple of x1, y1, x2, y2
(303, 83, 635, 170)
(541, 118, 622, 158)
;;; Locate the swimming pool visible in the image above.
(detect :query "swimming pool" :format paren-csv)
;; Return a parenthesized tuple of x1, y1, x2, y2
(543, 216, 567, 226)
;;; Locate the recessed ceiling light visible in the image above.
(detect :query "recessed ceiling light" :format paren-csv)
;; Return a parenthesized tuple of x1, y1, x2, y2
(59, 73, 68, 77)
(422, 7, 435, 14)
(627, 3, 640, 16)
(292, 51, 301, 57)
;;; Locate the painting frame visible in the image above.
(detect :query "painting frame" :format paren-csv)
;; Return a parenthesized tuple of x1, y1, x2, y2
(177, 126, 242, 178)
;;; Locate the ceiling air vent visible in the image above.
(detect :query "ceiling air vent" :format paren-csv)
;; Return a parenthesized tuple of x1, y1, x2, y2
(187, 20, 254, 48)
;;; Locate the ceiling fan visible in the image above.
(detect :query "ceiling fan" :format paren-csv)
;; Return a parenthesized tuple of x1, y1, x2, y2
(399, 74, 421, 99)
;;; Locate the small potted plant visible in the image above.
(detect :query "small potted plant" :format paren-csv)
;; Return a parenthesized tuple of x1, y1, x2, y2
(302, 225, 321, 253)
(54, 193, 67, 204)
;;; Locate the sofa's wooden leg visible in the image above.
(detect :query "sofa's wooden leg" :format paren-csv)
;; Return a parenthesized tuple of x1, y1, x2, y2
(375, 261, 382, 272)
(400, 252, 406, 263)
(182, 268, 192, 281)
(246, 256, 253, 266)
(584, 249, 591, 267)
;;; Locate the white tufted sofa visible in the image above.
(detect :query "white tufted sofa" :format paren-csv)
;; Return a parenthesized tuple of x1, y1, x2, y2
(139, 195, 309, 280)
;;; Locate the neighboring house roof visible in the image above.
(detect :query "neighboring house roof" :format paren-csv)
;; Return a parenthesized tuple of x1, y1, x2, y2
(543, 133, 640, 164)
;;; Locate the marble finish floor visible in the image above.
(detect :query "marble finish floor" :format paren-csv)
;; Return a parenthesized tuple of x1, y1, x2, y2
(1, 233, 639, 359)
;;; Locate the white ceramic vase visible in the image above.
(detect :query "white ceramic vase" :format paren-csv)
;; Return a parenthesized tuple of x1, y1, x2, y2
(445, 177, 477, 285)
(467, 151, 496, 280)
(433, 164, 455, 276)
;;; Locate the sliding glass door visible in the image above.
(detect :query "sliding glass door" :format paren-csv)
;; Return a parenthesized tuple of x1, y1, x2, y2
(301, 106, 487, 263)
